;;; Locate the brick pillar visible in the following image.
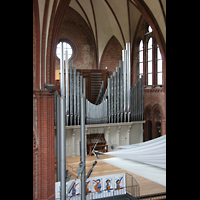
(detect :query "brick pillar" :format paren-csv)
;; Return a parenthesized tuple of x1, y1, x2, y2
(33, 90, 55, 200)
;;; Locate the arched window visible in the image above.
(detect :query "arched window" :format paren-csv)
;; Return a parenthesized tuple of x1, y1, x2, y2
(56, 42, 73, 60)
(147, 37, 153, 85)
(148, 26, 153, 33)
(157, 44, 162, 85)
(138, 40, 143, 78)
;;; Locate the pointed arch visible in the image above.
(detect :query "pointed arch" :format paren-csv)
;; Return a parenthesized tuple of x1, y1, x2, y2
(99, 35, 122, 71)
(152, 103, 164, 119)
(33, 0, 40, 89)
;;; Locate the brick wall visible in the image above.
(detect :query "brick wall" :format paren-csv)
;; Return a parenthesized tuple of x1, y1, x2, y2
(131, 16, 166, 139)
(33, 1, 166, 199)
(33, 90, 55, 200)
(55, 7, 97, 71)
(99, 35, 122, 71)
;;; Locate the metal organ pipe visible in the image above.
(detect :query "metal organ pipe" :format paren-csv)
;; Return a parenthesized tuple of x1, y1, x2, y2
(119, 61, 124, 122)
(65, 50, 69, 126)
(126, 43, 131, 122)
(69, 60, 73, 125)
(59, 42, 144, 127)
(122, 49, 127, 122)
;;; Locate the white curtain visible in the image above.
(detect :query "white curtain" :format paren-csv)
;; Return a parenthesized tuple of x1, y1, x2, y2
(105, 135, 166, 169)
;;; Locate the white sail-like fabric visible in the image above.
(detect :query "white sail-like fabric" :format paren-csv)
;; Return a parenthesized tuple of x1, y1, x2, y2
(105, 135, 166, 169)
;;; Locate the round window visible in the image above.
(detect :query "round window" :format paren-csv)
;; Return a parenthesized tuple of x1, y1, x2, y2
(56, 42, 73, 60)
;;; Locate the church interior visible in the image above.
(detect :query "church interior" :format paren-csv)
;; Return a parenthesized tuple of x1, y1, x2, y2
(33, 0, 166, 199)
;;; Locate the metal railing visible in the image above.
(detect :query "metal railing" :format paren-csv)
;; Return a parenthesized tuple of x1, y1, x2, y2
(139, 192, 166, 200)
(53, 173, 140, 200)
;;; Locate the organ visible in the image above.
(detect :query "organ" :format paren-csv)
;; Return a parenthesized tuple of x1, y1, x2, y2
(54, 42, 144, 127)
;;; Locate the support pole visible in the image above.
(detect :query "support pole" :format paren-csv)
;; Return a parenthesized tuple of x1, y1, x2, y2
(80, 94, 86, 200)
(56, 92, 60, 182)
(60, 42, 66, 200)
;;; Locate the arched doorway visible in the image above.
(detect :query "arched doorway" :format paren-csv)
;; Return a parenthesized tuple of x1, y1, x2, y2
(144, 105, 152, 141)
(152, 104, 163, 138)
(156, 122, 161, 137)
(148, 120, 152, 140)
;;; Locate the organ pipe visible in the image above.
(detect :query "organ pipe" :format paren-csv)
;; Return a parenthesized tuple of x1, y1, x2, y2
(55, 43, 144, 127)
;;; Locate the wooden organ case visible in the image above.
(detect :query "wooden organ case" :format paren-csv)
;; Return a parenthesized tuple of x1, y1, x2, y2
(87, 133, 108, 156)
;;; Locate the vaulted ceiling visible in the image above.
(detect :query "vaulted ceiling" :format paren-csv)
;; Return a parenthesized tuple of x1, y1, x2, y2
(34, 0, 166, 88)
(68, 0, 166, 63)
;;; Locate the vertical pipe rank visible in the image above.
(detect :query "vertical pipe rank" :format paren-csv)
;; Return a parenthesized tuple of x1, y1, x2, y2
(73, 67, 77, 125)
(126, 43, 131, 122)
(108, 78, 111, 123)
(119, 61, 124, 122)
(110, 75, 114, 123)
(65, 50, 69, 126)
(116, 67, 120, 122)
(113, 72, 116, 123)
(69, 60, 73, 125)
(77, 72, 80, 125)
(122, 50, 127, 122)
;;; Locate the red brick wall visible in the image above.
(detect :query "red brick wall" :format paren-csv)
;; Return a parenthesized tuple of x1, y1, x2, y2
(99, 35, 122, 72)
(132, 16, 166, 140)
(55, 7, 97, 71)
(33, 1, 166, 199)
(33, 90, 55, 200)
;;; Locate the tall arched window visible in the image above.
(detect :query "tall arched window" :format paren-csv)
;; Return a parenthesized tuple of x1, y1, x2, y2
(147, 37, 153, 85)
(157, 44, 162, 85)
(138, 40, 143, 78)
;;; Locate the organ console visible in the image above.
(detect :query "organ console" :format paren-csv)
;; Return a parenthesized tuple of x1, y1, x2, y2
(87, 133, 108, 156)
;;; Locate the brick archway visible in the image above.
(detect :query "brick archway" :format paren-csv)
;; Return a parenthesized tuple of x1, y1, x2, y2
(152, 103, 165, 137)
(144, 104, 152, 141)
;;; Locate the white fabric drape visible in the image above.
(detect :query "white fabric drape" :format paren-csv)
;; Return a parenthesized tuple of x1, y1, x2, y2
(105, 135, 166, 169)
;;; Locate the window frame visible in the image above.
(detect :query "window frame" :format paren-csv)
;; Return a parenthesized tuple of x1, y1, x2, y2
(136, 24, 163, 88)
(156, 44, 163, 86)
(147, 37, 153, 86)
(138, 40, 144, 79)
(56, 39, 76, 61)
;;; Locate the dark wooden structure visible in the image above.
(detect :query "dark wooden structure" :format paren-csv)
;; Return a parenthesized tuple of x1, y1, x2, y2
(77, 69, 112, 104)
(87, 133, 108, 156)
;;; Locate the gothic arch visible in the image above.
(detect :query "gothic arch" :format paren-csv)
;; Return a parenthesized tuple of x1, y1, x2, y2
(152, 103, 164, 138)
(144, 104, 152, 120)
(33, 0, 40, 89)
(152, 103, 164, 119)
(48, 0, 71, 84)
(144, 104, 152, 141)
(99, 35, 122, 71)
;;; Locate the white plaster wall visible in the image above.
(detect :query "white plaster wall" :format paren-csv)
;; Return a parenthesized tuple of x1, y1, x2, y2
(55, 121, 144, 157)
(130, 123, 143, 144)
